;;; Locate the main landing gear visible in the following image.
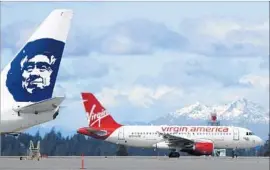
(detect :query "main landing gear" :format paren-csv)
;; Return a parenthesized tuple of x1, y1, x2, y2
(231, 148, 238, 158)
(168, 151, 180, 158)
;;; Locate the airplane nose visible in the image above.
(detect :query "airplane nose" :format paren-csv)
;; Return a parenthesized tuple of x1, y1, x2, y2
(259, 138, 264, 145)
(256, 136, 264, 146)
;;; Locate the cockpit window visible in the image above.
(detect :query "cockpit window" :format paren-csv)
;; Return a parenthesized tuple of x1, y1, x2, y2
(246, 132, 255, 135)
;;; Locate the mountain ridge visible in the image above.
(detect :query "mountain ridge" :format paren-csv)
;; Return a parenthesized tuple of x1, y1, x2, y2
(156, 98, 269, 124)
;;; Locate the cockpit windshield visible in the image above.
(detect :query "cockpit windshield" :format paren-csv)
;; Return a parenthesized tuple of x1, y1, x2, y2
(246, 132, 255, 135)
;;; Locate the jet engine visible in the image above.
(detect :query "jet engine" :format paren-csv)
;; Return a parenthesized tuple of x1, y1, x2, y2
(153, 141, 174, 149)
(181, 141, 214, 156)
(4, 132, 22, 138)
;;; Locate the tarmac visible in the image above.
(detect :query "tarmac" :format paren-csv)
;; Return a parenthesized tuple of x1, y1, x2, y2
(0, 156, 268, 170)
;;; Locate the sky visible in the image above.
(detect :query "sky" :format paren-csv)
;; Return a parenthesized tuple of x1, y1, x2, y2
(1, 2, 269, 130)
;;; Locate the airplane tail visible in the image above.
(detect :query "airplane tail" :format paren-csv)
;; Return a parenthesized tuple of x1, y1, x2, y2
(1, 9, 73, 103)
(81, 92, 122, 129)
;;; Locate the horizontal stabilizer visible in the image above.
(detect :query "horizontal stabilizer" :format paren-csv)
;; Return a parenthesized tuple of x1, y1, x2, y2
(85, 127, 102, 133)
(77, 127, 108, 136)
(12, 96, 65, 114)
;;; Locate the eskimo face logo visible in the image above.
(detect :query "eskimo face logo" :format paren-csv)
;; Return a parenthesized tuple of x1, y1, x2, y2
(21, 53, 56, 94)
(6, 38, 65, 102)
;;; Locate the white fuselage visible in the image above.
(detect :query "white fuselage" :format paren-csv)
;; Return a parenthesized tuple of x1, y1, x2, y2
(0, 105, 59, 133)
(1, 69, 59, 133)
(104, 126, 263, 150)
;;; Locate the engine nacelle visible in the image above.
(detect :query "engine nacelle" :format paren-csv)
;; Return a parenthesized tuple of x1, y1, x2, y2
(182, 141, 214, 156)
(153, 142, 173, 149)
(4, 132, 22, 138)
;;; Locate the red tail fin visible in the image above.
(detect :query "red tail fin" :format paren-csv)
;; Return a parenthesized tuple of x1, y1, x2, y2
(81, 92, 121, 129)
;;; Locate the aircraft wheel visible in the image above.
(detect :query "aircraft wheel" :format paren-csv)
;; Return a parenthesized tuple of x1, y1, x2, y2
(168, 152, 180, 158)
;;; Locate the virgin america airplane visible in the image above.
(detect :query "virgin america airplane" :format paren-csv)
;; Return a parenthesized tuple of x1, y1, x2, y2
(77, 92, 264, 157)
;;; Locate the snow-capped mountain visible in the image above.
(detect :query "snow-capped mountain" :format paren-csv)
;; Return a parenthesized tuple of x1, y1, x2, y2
(150, 98, 269, 138)
(153, 98, 269, 124)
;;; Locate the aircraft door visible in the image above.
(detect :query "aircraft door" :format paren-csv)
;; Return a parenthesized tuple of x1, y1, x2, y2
(233, 128, 239, 140)
(118, 127, 125, 140)
(187, 132, 191, 138)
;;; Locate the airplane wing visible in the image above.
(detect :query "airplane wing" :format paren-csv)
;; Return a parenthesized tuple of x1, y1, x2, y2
(12, 96, 65, 114)
(156, 131, 215, 156)
(157, 131, 194, 145)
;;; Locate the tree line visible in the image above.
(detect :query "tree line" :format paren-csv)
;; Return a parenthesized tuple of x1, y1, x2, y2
(1, 128, 269, 157)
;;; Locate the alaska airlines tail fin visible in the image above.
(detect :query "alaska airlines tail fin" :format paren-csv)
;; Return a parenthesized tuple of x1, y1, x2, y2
(81, 92, 122, 129)
(1, 9, 73, 103)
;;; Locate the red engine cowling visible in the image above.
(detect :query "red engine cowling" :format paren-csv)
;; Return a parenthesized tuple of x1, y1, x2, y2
(193, 142, 214, 155)
(182, 142, 214, 156)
